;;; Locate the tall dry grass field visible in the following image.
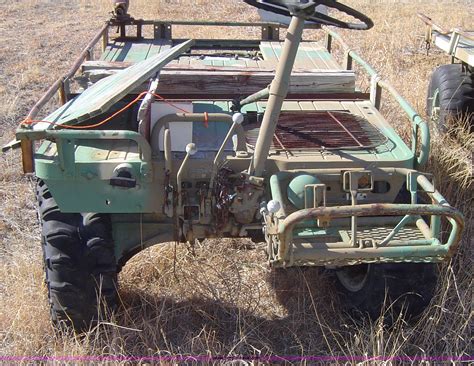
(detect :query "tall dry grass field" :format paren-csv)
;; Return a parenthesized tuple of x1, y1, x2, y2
(0, 0, 472, 362)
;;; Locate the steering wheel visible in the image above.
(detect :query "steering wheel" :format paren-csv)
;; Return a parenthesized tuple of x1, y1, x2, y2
(244, 0, 373, 30)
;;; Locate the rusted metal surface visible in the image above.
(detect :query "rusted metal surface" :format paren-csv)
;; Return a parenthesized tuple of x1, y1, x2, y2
(323, 27, 431, 167)
(20, 141, 34, 173)
(245, 111, 387, 150)
(275, 203, 464, 265)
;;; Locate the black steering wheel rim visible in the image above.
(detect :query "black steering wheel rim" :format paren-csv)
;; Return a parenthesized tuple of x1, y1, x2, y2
(244, 0, 373, 30)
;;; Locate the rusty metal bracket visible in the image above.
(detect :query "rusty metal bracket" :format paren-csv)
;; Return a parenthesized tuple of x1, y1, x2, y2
(154, 22, 172, 40)
(261, 24, 280, 41)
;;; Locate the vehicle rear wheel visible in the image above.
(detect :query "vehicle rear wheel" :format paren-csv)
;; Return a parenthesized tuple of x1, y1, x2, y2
(37, 180, 118, 332)
(335, 263, 438, 322)
(427, 64, 474, 132)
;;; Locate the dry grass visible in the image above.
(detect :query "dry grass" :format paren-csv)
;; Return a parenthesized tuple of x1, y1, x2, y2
(0, 0, 472, 362)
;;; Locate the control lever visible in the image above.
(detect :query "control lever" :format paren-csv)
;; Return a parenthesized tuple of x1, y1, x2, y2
(177, 143, 197, 215)
(208, 113, 244, 198)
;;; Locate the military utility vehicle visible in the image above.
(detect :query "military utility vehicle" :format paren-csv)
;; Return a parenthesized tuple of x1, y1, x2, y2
(419, 13, 473, 131)
(5, 1, 464, 330)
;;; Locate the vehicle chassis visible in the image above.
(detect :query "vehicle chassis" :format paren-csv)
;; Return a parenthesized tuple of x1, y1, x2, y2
(12, 12, 464, 271)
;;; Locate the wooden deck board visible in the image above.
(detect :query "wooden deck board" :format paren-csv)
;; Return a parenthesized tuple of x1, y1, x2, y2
(259, 42, 279, 63)
(147, 40, 172, 59)
(309, 42, 340, 69)
(101, 41, 125, 62)
(313, 101, 346, 111)
(122, 42, 153, 62)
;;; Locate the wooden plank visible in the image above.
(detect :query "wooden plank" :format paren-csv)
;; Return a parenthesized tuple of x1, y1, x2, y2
(313, 101, 346, 111)
(113, 42, 134, 62)
(82, 69, 355, 95)
(340, 101, 362, 116)
(262, 41, 341, 70)
(309, 42, 341, 69)
(259, 42, 279, 63)
(102, 41, 125, 62)
(354, 100, 383, 128)
(212, 59, 225, 67)
(245, 59, 260, 68)
(45, 40, 195, 126)
(298, 101, 316, 111)
(281, 101, 301, 111)
(222, 58, 247, 67)
(178, 56, 192, 66)
(147, 39, 172, 59)
(123, 42, 153, 62)
(270, 42, 282, 61)
(100, 46, 113, 61)
(295, 43, 324, 69)
(82, 60, 276, 72)
(155, 70, 355, 94)
(300, 43, 329, 69)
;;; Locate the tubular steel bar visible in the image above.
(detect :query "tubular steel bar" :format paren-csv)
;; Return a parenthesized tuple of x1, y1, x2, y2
(277, 204, 464, 264)
(269, 167, 464, 265)
(250, 15, 307, 176)
(417, 13, 474, 42)
(323, 27, 430, 168)
(18, 22, 109, 173)
(16, 129, 152, 163)
(150, 113, 247, 154)
(111, 18, 320, 29)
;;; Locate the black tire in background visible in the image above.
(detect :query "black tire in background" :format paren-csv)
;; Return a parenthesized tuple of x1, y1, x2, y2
(37, 180, 118, 332)
(427, 64, 474, 132)
(335, 263, 438, 322)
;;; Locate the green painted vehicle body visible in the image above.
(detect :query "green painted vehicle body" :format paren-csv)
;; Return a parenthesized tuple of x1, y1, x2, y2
(12, 13, 463, 269)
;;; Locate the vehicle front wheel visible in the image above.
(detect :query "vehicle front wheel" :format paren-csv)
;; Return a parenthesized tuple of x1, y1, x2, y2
(37, 180, 118, 332)
(335, 263, 438, 322)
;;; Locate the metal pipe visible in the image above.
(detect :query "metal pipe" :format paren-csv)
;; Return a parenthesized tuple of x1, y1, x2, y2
(322, 27, 430, 168)
(129, 19, 320, 29)
(415, 217, 432, 239)
(417, 13, 474, 41)
(17, 23, 109, 173)
(350, 190, 358, 247)
(250, 15, 306, 176)
(18, 129, 152, 162)
(177, 143, 197, 215)
(239, 87, 270, 107)
(164, 128, 172, 173)
(278, 204, 464, 261)
(208, 113, 244, 196)
(150, 113, 246, 154)
(212, 113, 244, 167)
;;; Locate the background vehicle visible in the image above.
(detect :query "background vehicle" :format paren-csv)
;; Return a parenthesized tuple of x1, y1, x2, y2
(419, 13, 474, 131)
(5, 1, 464, 331)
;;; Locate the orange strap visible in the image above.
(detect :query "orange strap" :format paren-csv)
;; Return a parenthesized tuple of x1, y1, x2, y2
(21, 92, 192, 129)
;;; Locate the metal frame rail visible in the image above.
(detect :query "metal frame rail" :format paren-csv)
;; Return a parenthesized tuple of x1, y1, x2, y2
(418, 12, 474, 66)
(324, 28, 430, 169)
(267, 168, 464, 267)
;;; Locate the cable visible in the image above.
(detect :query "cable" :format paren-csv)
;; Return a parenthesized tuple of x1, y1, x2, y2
(20, 91, 192, 130)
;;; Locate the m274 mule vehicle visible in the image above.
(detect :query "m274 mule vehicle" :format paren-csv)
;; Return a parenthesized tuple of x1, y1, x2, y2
(6, 1, 464, 330)
(418, 13, 474, 131)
